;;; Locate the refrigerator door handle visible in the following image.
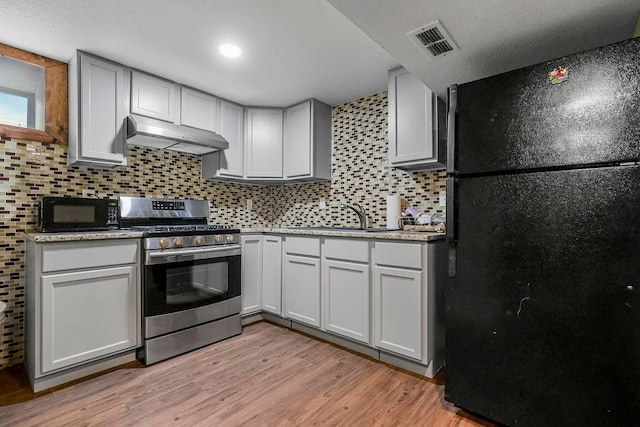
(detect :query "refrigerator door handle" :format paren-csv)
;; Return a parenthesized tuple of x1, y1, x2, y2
(446, 176, 457, 277)
(446, 84, 457, 174)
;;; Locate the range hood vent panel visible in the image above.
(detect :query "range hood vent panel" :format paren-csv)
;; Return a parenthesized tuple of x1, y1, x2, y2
(126, 114, 229, 154)
(408, 20, 458, 58)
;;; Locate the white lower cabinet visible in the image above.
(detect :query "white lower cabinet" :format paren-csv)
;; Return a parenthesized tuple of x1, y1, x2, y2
(25, 239, 140, 391)
(241, 234, 283, 316)
(283, 236, 321, 327)
(372, 240, 446, 368)
(322, 259, 370, 343)
(261, 235, 282, 315)
(41, 265, 137, 373)
(241, 235, 262, 315)
(372, 266, 422, 360)
(239, 233, 445, 378)
(283, 255, 320, 327)
(322, 238, 370, 344)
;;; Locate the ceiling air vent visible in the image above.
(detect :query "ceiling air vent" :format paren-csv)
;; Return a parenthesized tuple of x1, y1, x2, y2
(408, 21, 458, 58)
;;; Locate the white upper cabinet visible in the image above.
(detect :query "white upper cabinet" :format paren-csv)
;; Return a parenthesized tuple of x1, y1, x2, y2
(180, 87, 218, 132)
(67, 50, 332, 180)
(202, 100, 245, 179)
(219, 101, 245, 177)
(68, 51, 129, 168)
(204, 99, 331, 183)
(284, 101, 311, 178)
(245, 108, 284, 179)
(130, 71, 177, 123)
(388, 66, 446, 170)
(284, 99, 331, 180)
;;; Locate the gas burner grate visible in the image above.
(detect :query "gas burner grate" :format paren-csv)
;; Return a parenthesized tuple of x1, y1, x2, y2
(130, 224, 235, 232)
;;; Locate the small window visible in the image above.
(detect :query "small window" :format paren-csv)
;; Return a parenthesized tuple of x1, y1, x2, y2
(0, 55, 44, 130)
(0, 87, 35, 128)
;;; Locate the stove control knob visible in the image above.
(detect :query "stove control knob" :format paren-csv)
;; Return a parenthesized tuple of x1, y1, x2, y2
(194, 236, 205, 245)
(174, 237, 184, 247)
(226, 235, 235, 242)
(159, 238, 170, 249)
(215, 235, 224, 243)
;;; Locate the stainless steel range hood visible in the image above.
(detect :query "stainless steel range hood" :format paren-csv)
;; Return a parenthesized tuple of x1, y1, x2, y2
(126, 114, 229, 154)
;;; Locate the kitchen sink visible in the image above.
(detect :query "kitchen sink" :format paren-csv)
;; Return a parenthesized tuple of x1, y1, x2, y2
(287, 226, 389, 233)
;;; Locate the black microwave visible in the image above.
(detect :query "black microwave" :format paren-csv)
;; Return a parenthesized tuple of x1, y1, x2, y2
(38, 197, 119, 232)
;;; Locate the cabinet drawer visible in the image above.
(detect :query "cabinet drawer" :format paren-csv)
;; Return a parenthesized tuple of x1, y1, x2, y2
(324, 238, 369, 263)
(284, 236, 320, 257)
(374, 242, 422, 269)
(42, 240, 139, 273)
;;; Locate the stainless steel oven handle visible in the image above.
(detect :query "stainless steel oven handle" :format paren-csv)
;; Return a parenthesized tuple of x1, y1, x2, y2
(146, 244, 241, 264)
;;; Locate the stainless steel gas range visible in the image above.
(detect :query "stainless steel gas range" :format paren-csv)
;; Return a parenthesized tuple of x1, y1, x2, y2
(119, 197, 242, 365)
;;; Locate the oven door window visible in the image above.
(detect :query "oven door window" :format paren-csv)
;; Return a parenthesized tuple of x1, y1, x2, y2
(145, 257, 238, 316)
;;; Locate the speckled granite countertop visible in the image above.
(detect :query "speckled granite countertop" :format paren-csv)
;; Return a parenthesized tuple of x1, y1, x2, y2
(241, 228, 446, 242)
(25, 230, 144, 243)
(25, 228, 445, 243)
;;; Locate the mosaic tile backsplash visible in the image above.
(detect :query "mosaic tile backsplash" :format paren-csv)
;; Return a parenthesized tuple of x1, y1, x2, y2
(0, 90, 445, 368)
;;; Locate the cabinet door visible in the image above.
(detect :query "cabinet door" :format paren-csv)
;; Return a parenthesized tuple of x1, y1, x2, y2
(262, 235, 282, 315)
(75, 54, 128, 165)
(218, 100, 245, 178)
(388, 67, 435, 165)
(245, 108, 283, 178)
(373, 265, 423, 360)
(284, 101, 311, 178)
(131, 71, 177, 122)
(283, 254, 320, 327)
(40, 265, 138, 373)
(180, 87, 218, 132)
(322, 259, 370, 343)
(241, 235, 262, 315)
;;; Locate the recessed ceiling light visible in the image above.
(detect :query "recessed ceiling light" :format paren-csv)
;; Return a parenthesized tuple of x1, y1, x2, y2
(219, 44, 241, 58)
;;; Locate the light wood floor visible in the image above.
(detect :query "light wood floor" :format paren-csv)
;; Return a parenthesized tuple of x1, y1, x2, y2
(0, 321, 495, 426)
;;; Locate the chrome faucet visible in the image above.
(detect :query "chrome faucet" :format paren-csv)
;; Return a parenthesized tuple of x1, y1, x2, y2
(341, 203, 367, 229)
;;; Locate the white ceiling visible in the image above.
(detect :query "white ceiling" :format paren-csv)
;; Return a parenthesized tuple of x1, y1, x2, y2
(327, 0, 639, 99)
(0, 0, 399, 107)
(0, 1, 637, 107)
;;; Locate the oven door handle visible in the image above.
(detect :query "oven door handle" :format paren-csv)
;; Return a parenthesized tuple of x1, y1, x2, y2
(145, 244, 241, 265)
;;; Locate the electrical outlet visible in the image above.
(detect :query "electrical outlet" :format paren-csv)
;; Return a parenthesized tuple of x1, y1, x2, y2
(439, 194, 446, 206)
(319, 198, 326, 209)
(246, 198, 253, 211)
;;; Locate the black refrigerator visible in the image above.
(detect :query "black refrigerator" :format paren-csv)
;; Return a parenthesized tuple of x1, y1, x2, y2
(445, 37, 640, 426)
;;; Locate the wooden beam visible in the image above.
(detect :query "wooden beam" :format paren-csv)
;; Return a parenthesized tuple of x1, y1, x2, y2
(0, 124, 56, 143)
